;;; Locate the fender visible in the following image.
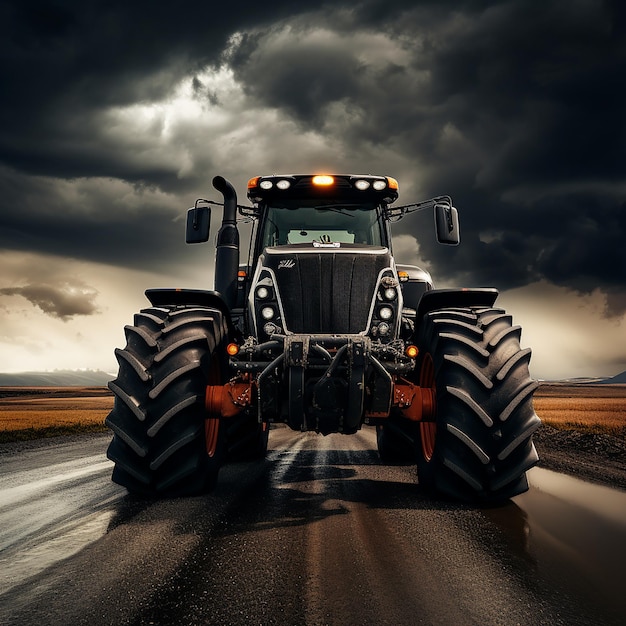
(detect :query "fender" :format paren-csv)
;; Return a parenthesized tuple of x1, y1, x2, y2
(416, 288, 499, 322)
(145, 288, 236, 336)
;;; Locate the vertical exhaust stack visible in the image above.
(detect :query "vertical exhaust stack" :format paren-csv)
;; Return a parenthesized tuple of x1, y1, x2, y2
(212, 176, 239, 309)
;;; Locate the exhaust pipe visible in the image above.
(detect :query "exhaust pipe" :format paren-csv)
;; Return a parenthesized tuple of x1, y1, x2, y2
(212, 176, 239, 309)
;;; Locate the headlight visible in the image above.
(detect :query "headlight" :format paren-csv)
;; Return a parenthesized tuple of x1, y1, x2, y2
(383, 287, 397, 301)
(261, 306, 275, 320)
(379, 306, 393, 320)
(373, 180, 387, 191)
(260, 180, 273, 190)
(276, 179, 291, 190)
(256, 286, 270, 299)
(354, 179, 370, 190)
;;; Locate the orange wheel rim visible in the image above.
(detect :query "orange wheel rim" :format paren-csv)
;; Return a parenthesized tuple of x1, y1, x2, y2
(419, 353, 436, 461)
(205, 357, 222, 457)
(205, 418, 219, 457)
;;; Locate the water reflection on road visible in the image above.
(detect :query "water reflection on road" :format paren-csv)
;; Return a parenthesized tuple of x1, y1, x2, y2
(0, 437, 125, 595)
(510, 467, 626, 617)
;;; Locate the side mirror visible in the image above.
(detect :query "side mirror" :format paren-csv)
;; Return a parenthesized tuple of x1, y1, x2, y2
(186, 206, 211, 243)
(434, 203, 460, 245)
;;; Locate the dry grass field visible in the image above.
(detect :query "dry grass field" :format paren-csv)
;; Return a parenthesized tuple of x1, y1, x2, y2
(0, 383, 624, 442)
(0, 387, 113, 441)
(533, 383, 626, 438)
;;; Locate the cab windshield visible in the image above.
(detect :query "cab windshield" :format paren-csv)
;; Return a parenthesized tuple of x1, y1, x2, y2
(260, 205, 384, 248)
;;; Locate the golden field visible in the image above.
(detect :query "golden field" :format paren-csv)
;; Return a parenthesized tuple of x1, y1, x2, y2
(0, 387, 113, 441)
(0, 383, 624, 441)
(533, 383, 626, 437)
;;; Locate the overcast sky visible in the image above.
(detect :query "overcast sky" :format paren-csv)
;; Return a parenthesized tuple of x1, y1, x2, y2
(0, 0, 624, 380)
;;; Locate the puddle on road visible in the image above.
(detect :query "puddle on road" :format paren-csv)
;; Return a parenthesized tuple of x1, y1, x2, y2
(487, 467, 626, 619)
(0, 459, 113, 509)
(523, 467, 626, 525)
(0, 454, 127, 597)
(0, 509, 117, 595)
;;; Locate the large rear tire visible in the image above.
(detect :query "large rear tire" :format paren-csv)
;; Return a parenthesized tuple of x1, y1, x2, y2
(415, 306, 540, 503)
(105, 305, 229, 497)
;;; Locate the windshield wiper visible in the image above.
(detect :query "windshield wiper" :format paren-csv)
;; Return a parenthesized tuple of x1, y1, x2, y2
(312, 204, 361, 216)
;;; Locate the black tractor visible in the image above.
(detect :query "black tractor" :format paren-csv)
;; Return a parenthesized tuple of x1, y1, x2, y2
(106, 174, 540, 503)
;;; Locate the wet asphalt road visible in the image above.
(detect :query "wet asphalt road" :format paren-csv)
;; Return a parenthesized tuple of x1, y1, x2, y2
(0, 428, 625, 626)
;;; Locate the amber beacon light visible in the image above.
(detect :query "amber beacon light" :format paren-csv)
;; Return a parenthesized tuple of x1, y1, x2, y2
(312, 175, 334, 186)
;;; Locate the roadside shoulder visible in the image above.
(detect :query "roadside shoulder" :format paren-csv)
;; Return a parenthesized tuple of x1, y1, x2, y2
(534, 423, 626, 491)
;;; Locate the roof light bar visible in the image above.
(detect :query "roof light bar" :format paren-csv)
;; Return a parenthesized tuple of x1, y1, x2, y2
(247, 174, 400, 202)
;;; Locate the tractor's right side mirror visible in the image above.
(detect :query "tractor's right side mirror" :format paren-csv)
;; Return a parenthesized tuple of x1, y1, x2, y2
(186, 206, 211, 243)
(434, 203, 460, 245)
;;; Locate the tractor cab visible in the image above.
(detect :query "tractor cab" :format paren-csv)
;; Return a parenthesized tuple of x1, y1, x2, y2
(246, 174, 399, 256)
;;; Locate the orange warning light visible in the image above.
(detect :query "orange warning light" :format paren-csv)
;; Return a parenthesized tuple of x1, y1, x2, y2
(312, 175, 334, 186)
(405, 345, 418, 358)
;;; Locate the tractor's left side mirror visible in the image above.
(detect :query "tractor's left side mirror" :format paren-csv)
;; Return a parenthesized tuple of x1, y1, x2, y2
(186, 206, 211, 243)
(434, 203, 460, 245)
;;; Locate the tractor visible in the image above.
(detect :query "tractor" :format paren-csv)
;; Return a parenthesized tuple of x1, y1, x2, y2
(105, 174, 540, 502)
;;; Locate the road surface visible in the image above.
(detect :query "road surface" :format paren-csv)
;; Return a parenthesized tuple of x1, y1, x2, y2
(1, 428, 625, 625)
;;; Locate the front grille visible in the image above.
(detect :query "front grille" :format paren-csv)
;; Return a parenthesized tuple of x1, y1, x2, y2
(266, 249, 391, 333)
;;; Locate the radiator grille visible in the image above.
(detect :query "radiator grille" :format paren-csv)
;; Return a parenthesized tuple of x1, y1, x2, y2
(265, 249, 391, 333)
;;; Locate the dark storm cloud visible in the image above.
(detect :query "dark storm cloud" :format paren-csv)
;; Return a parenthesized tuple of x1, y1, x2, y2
(228, 0, 626, 313)
(227, 30, 365, 124)
(1, 0, 625, 314)
(0, 281, 99, 320)
(0, 165, 200, 272)
(0, 0, 299, 185)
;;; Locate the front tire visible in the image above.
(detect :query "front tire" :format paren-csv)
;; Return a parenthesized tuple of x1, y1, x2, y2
(415, 306, 540, 503)
(105, 305, 229, 496)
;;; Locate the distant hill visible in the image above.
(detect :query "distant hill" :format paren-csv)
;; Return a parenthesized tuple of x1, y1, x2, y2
(0, 370, 114, 387)
(599, 370, 626, 384)
(547, 370, 626, 384)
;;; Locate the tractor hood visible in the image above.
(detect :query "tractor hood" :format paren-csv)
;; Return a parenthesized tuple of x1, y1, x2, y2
(250, 245, 397, 336)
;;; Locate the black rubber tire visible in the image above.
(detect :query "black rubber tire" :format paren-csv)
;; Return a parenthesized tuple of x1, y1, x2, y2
(415, 306, 540, 503)
(376, 420, 416, 464)
(105, 305, 229, 497)
(225, 415, 270, 462)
